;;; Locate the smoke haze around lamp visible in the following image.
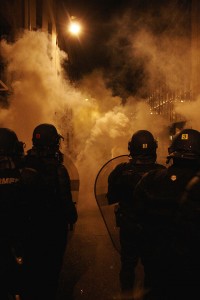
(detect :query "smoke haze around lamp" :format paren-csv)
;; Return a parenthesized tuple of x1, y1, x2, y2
(68, 19, 81, 36)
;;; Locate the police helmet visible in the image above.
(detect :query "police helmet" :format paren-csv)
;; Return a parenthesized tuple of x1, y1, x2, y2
(168, 128, 200, 160)
(128, 130, 157, 157)
(32, 123, 63, 148)
(0, 128, 24, 156)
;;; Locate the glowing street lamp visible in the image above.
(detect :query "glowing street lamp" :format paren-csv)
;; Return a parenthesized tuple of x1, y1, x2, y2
(68, 18, 82, 36)
(66, 17, 83, 80)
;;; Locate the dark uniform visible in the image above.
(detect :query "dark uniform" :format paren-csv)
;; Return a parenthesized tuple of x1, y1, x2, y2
(133, 128, 200, 300)
(0, 128, 25, 299)
(107, 130, 166, 299)
(21, 123, 78, 300)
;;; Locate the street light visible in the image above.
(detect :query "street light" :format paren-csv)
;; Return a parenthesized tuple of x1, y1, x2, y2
(66, 16, 83, 81)
(68, 17, 82, 36)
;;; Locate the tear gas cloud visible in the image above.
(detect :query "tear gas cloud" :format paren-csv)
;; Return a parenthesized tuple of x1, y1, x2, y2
(0, 1, 198, 190)
(0, 30, 168, 186)
(105, 1, 191, 97)
(175, 97, 200, 131)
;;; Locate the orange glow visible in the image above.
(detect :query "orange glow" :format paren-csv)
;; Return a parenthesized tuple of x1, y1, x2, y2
(68, 21, 81, 36)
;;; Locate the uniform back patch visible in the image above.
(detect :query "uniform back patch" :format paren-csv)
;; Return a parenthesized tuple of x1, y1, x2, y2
(0, 177, 19, 184)
(181, 134, 188, 140)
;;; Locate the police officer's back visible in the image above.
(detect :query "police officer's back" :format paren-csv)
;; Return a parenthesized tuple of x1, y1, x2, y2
(0, 128, 25, 299)
(22, 123, 78, 300)
(107, 130, 166, 298)
(133, 128, 200, 300)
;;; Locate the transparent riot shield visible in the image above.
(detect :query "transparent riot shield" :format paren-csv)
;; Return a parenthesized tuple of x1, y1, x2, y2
(63, 155, 79, 235)
(94, 155, 130, 253)
(63, 154, 80, 205)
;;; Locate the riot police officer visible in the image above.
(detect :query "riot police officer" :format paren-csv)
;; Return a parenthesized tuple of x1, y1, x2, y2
(133, 128, 200, 300)
(107, 130, 166, 299)
(22, 123, 78, 300)
(0, 128, 25, 299)
(172, 169, 200, 300)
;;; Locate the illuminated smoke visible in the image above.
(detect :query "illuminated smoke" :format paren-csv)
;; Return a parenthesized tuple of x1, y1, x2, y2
(0, 30, 94, 152)
(0, 29, 176, 189)
(175, 96, 200, 131)
(75, 95, 169, 184)
(0, 30, 68, 147)
(104, 1, 191, 98)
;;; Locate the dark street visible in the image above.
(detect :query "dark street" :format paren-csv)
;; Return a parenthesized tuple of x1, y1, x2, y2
(57, 182, 121, 300)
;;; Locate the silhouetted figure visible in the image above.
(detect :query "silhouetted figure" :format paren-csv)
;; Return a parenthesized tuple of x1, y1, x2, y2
(21, 123, 78, 300)
(0, 128, 25, 299)
(133, 128, 200, 300)
(107, 130, 166, 299)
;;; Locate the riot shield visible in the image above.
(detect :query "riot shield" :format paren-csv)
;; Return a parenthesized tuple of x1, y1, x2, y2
(63, 155, 79, 235)
(63, 154, 80, 205)
(94, 155, 130, 253)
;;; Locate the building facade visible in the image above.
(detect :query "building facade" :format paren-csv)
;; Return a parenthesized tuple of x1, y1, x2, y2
(0, 0, 59, 89)
(146, 0, 200, 124)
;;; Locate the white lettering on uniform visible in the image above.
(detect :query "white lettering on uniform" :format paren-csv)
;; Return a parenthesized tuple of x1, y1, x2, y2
(0, 178, 19, 184)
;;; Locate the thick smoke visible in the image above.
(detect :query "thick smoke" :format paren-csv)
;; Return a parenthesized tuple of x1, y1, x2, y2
(0, 0, 192, 190)
(0, 30, 168, 191)
(0, 30, 69, 147)
(175, 96, 200, 131)
(103, 1, 191, 98)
